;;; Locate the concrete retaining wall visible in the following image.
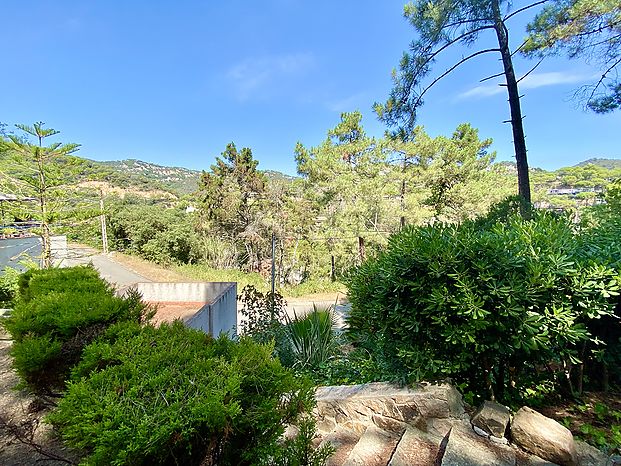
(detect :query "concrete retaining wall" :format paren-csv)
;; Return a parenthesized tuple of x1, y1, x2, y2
(128, 282, 237, 338)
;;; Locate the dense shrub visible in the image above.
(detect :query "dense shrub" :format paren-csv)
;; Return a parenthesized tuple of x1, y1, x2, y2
(107, 204, 200, 264)
(2, 266, 153, 390)
(48, 321, 330, 466)
(0, 266, 20, 305)
(346, 211, 621, 401)
(238, 284, 294, 366)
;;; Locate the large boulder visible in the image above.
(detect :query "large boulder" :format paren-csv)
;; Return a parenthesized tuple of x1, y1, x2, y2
(441, 423, 516, 466)
(575, 440, 607, 466)
(511, 406, 578, 466)
(471, 400, 511, 438)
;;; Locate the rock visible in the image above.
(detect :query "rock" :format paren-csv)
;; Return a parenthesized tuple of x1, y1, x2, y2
(473, 425, 489, 437)
(471, 400, 511, 438)
(574, 440, 607, 466)
(441, 423, 516, 466)
(342, 425, 401, 466)
(317, 427, 361, 466)
(388, 426, 443, 466)
(515, 449, 560, 465)
(424, 417, 467, 438)
(511, 406, 578, 466)
(607, 454, 621, 466)
(490, 434, 509, 445)
(315, 382, 465, 435)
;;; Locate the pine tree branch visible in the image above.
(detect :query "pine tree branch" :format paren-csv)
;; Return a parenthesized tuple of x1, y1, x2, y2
(480, 71, 505, 82)
(517, 58, 545, 83)
(587, 56, 621, 103)
(411, 25, 496, 79)
(504, 0, 549, 22)
(415, 48, 501, 107)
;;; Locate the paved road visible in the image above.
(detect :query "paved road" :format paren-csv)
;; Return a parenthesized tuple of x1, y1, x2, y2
(63, 245, 352, 328)
(63, 246, 150, 288)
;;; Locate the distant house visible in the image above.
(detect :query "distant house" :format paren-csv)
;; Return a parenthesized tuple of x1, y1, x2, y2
(547, 187, 603, 195)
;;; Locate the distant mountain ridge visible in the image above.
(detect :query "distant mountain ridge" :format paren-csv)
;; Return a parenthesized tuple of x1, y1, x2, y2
(99, 159, 200, 195)
(576, 158, 621, 169)
(83, 156, 618, 198)
(93, 159, 298, 196)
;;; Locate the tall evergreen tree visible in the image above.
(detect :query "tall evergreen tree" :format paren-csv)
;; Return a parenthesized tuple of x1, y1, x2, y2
(198, 142, 267, 270)
(0, 122, 80, 268)
(375, 0, 545, 212)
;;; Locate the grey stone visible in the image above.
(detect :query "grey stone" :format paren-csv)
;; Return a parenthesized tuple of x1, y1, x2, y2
(441, 423, 516, 466)
(471, 400, 511, 438)
(575, 440, 607, 466)
(511, 406, 578, 466)
(473, 425, 490, 437)
(607, 454, 621, 466)
(490, 434, 509, 445)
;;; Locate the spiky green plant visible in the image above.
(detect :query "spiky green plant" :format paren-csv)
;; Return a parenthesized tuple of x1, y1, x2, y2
(285, 305, 338, 371)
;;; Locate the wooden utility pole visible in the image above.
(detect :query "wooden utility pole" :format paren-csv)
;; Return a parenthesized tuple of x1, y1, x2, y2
(99, 190, 108, 254)
(358, 236, 366, 263)
(270, 232, 276, 318)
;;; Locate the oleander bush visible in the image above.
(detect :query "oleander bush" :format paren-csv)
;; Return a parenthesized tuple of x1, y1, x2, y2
(346, 209, 621, 401)
(2, 266, 154, 390)
(48, 321, 330, 466)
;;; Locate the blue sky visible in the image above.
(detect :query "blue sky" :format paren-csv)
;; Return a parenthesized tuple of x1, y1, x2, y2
(1, 0, 619, 175)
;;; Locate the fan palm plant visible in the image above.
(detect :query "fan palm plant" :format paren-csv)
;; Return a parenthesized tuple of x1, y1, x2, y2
(285, 305, 338, 371)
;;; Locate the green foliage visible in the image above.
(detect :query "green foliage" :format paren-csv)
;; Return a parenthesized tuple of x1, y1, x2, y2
(284, 306, 339, 372)
(0, 122, 81, 267)
(197, 142, 269, 271)
(346, 210, 621, 401)
(565, 401, 621, 453)
(178, 264, 267, 291)
(524, 0, 621, 113)
(237, 285, 293, 366)
(0, 266, 20, 305)
(3, 266, 154, 390)
(48, 321, 323, 466)
(264, 416, 334, 466)
(107, 203, 199, 264)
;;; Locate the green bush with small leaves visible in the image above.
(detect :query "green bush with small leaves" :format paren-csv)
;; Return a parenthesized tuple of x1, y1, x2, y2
(0, 266, 20, 306)
(48, 321, 329, 466)
(346, 210, 621, 401)
(2, 266, 154, 390)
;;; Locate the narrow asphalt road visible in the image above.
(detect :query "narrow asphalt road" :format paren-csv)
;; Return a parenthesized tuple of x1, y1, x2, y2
(63, 245, 352, 328)
(63, 246, 150, 288)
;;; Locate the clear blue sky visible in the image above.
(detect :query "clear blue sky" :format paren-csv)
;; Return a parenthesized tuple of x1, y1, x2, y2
(2, 0, 619, 174)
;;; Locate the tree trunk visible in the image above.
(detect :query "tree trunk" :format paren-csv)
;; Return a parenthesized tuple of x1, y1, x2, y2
(37, 157, 52, 269)
(400, 158, 407, 229)
(492, 0, 531, 214)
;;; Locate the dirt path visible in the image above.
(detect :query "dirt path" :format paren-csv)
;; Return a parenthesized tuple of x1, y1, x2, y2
(0, 337, 78, 465)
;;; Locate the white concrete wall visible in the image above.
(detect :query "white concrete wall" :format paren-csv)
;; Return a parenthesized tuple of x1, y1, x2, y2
(130, 282, 233, 303)
(186, 283, 237, 338)
(129, 282, 237, 338)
